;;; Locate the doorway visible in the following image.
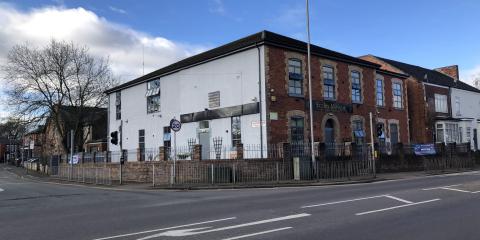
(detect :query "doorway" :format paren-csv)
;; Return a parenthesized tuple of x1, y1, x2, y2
(198, 121, 210, 160)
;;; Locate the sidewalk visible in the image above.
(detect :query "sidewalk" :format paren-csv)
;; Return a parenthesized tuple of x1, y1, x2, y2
(3, 164, 478, 191)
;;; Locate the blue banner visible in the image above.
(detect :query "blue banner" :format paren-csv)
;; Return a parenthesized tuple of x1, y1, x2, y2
(414, 144, 436, 156)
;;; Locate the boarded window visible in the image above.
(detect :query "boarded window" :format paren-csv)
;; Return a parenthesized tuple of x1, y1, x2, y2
(208, 91, 220, 108)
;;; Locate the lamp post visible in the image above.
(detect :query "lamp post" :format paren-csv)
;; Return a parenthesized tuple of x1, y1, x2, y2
(306, 0, 316, 174)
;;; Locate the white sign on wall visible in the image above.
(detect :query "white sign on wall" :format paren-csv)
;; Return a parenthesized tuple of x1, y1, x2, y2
(251, 121, 266, 128)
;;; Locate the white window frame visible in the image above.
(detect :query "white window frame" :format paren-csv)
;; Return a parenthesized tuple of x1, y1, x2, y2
(392, 81, 403, 109)
(435, 94, 448, 113)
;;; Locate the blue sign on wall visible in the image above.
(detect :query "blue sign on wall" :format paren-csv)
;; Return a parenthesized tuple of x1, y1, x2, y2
(414, 144, 436, 156)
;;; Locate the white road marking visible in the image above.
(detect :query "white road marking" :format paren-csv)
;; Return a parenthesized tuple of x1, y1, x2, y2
(441, 187, 472, 193)
(301, 195, 386, 208)
(138, 213, 310, 239)
(422, 184, 462, 191)
(222, 227, 292, 240)
(384, 195, 413, 204)
(0, 188, 3, 192)
(356, 199, 441, 216)
(92, 217, 236, 240)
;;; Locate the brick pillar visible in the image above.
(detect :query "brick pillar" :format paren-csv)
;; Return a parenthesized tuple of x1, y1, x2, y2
(236, 143, 244, 160)
(282, 142, 291, 161)
(193, 144, 202, 161)
(136, 148, 141, 161)
(159, 146, 167, 161)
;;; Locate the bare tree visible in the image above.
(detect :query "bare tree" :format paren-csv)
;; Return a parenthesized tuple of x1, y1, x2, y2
(1, 40, 117, 152)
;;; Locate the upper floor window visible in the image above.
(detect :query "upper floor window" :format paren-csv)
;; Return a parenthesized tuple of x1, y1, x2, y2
(376, 79, 384, 106)
(435, 94, 448, 113)
(351, 71, 361, 103)
(392, 82, 403, 109)
(288, 59, 303, 96)
(323, 66, 335, 100)
(115, 92, 121, 120)
(146, 79, 160, 113)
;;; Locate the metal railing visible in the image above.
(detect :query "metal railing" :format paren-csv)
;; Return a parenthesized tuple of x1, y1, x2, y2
(50, 165, 114, 185)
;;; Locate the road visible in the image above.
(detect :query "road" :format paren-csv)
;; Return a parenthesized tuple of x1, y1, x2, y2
(1, 165, 480, 240)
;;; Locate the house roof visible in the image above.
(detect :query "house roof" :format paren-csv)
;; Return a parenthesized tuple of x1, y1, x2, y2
(376, 56, 480, 93)
(105, 30, 381, 94)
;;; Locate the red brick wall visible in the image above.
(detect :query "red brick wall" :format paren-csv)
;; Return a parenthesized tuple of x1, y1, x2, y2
(406, 79, 429, 143)
(265, 46, 409, 145)
(434, 65, 459, 81)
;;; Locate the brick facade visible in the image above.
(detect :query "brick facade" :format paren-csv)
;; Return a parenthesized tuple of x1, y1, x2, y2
(265, 46, 409, 145)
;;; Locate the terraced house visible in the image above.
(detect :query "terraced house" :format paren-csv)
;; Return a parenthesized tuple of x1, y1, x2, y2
(105, 31, 412, 161)
(361, 56, 480, 149)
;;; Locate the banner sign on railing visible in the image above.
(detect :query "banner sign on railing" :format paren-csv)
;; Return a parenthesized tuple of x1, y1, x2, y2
(414, 144, 436, 156)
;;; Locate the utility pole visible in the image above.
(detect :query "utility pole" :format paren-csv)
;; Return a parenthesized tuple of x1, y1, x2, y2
(369, 112, 376, 178)
(306, 0, 316, 174)
(69, 130, 74, 180)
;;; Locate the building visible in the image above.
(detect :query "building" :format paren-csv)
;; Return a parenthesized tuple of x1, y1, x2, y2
(22, 125, 45, 160)
(105, 31, 411, 161)
(43, 106, 108, 156)
(360, 56, 480, 148)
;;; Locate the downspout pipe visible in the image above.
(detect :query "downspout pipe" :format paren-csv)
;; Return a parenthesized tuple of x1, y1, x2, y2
(255, 42, 264, 158)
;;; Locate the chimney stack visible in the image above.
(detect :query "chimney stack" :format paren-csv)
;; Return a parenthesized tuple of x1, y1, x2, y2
(434, 65, 459, 82)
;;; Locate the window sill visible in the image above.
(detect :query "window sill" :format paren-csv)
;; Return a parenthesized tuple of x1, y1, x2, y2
(393, 107, 404, 111)
(288, 94, 304, 99)
(352, 101, 363, 105)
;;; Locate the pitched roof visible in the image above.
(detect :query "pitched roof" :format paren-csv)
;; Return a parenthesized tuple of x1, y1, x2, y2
(105, 30, 380, 93)
(376, 56, 480, 93)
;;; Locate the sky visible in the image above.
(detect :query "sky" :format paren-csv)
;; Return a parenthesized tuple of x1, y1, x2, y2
(0, 0, 480, 119)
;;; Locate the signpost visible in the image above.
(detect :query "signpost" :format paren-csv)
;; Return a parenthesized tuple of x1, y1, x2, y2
(170, 118, 181, 184)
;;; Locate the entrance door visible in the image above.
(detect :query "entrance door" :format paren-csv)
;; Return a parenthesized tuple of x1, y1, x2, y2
(474, 129, 478, 151)
(198, 121, 210, 160)
(324, 119, 335, 157)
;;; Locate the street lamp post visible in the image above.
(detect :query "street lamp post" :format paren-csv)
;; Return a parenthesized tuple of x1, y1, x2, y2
(306, 0, 316, 175)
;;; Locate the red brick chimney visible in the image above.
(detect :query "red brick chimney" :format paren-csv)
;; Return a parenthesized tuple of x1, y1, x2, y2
(434, 65, 459, 82)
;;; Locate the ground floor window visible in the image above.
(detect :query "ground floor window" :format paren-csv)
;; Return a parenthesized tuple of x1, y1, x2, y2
(390, 123, 399, 146)
(445, 123, 459, 143)
(231, 116, 242, 146)
(290, 117, 304, 143)
(436, 123, 444, 143)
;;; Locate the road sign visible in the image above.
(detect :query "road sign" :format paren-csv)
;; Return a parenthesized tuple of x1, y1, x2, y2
(170, 118, 181, 132)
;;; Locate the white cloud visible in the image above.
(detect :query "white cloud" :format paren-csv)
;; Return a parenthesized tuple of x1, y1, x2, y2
(209, 0, 226, 15)
(0, 4, 208, 83)
(109, 6, 127, 15)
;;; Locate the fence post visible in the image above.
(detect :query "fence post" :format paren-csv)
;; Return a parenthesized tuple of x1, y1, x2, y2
(211, 164, 214, 185)
(282, 142, 291, 162)
(193, 144, 202, 161)
(232, 163, 236, 184)
(276, 162, 279, 183)
(152, 163, 155, 187)
(170, 164, 174, 185)
(95, 167, 98, 184)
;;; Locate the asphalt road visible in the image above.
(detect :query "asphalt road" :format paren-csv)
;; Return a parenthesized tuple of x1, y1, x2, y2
(1, 165, 480, 240)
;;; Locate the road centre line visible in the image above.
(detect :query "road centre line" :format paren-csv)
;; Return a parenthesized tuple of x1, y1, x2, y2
(92, 217, 236, 240)
(441, 187, 472, 193)
(137, 213, 311, 239)
(302, 194, 416, 208)
(384, 195, 413, 204)
(301, 195, 386, 208)
(222, 227, 292, 240)
(422, 184, 462, 191)
(356, 199, 441, 216)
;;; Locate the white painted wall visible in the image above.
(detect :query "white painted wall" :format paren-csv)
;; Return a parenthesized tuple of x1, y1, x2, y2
(450, 87, 480, 149)
(108, 47, 267, 161)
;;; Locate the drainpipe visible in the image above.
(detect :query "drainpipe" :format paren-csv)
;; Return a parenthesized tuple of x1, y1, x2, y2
(256, 42, 264, 158)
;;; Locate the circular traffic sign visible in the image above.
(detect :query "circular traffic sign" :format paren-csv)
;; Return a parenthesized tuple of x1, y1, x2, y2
(170, 118, 181, 132)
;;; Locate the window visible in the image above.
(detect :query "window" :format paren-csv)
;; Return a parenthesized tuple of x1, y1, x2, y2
(352, 120, 365, 145)
(455, 96, 461, 116)
(146, 79, 160, 113)
(351, 71, 361, 103)
(323, 66, 335, 100)
(392, 82, 403, 108)
(147, 95, 160, 113)
(376, 79, 384, 106)
(445, 123, 459, 143)
(290, 117, 304, 143)
(435, 94, 448, 113)
(390, 123, 399, 145)
(115, 92, 121, 120)
(231, 116, 242, 146)
(459, 127, 463, 143)
(436, 124, 444, 143)
(163, 126, 171, 148)
(208, 91, 220, 108)
(466, 127, 472, 143)
(288, 59, 303, 96)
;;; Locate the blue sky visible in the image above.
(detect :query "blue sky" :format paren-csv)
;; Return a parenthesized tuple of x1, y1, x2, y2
(1, 0, 480, 118)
